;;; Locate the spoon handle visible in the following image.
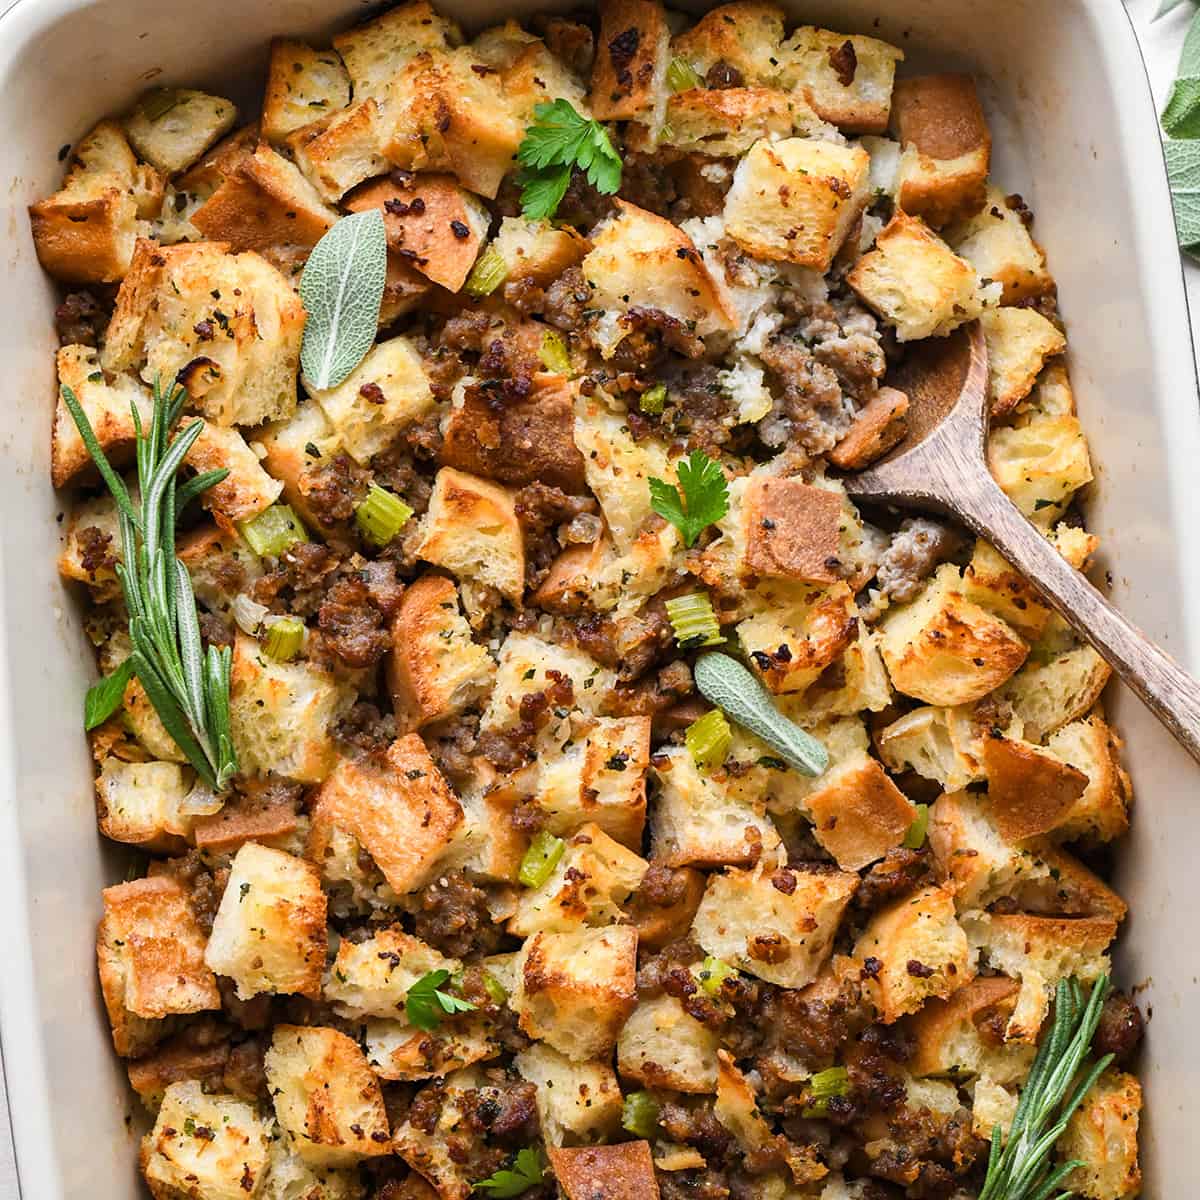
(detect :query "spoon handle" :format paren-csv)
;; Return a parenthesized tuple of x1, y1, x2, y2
(954, 476, 1200, 764)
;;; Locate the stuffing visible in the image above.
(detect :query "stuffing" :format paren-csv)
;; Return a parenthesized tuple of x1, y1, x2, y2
(670, 3, 787, 85)
(875, 705, 985, 792)
(988, 408, 1094, 521)
(262, 38, 352, 143)
(491, 215, 589, 285)
(184, 423, 283, 523)
(1043, 711, 1133, 842)
(980, 306, 1067, 418)
(323, 927, 453, 1019)
(1059, 1069, 1142, 1200)
(588, 0, 671, 126)
(723, 136, 871, 271)
(365, 1015, 498, 1082)
(741, 476, 845, 583)
(124, 88, 238, 174)
(253, 401, 346, 534)
(548, 1142, 662, 1200)
(58, 489, 126, 600)
(616, 992, 720, 1093)
(946, 185, 1053, 303)
(632, 87, 815, 158)
(287, 101, 390, 203)
(203, 842, 327, 1000)
(979, 731, 1089, 842)
(999, 644, 1113, 741)
(514, 1042, 623, 1146)
(94, 756, 193, 851)
(827, 386, 910, 470)
(332, 0, 463, 100)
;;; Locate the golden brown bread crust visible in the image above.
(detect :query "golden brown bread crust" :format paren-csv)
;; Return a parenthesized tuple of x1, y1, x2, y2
(828, 386, 910, 470)
(742, 478, 843, 583)
(805, 756, 917, 871)
(549, 1140, 662, 1200)
(589, 0, 669, 122)
(907, 975, 1021, 1077)
(982, 733, 1089, 843)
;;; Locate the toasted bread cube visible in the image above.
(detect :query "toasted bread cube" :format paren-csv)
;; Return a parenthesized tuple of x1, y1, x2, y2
(908, 976, 1034, 1084)
(125, 89, 237, 175)
(549, 1142, 661, 1200)
(616, 992, 720, 1093)
(724, 137, 870, 270)
(103, 239, 304, 427)
(639, 87, 812, 158)
(126, 1036, 232, 1109)
(365, 1015, 498, 1083)
(473, 24, 590, 121)
(878, 564, 1028, 705)
(780, 26, 903, 134)
(692, 864, 858, 988)
(310, 334, 435, 464)
(262, 39, 352, 143)
(875, 705, 984, 792)
(184, 424, 282, 523)
(190, 142, 338, 253)
(589, 0, 670, 124)
(265, 1025, 390, 1166)
(892, 75, 990, 228)
(228, 635, 352, 783)
(98, 876, 220, 1057)
(1006, 844, 1128, 923)
(1060, 1069, 1142, 1200)
(535, 716, 651, 846)
(1045, 713, 1132, 842)
(582, 200, 735, 358)
(140, 1082, 268, 1200)
(387, 575, 493, 732)
(511, 823, 648, 936)
(94, 757, 192, 851)
(442, 373, 588, 494)
(797, 623, 895, 720)
(980, 307, 1066, 418)
(254, 401, 345, 534)
(415, 468, 525, 611)
(670, 3, 786, 84)
(333, 0, 463, 100)
(963, 912, 1116, 1042)
(492, 215, 589, 286)
(384, 49, 522, 199)
(453, 772, 529, 884)
(828, 386, 910, 470)
(52, 347, 153, 489)
(260, 1141, 364, 1200)
(58, 490, 125, 599)
(392, 1071, 494, 1197)
(515, 1042, 623, 1146)
(344, 173, 490, 292)
(963, 537, 1056, 642)
(649, 746, 782, 869)
(204, 843, 327, 1001)
(988, 411, 1093, 521)
(855, 885, 972, 1023)
(742, 477, 844, 583)
(62, 118, 164, 217)
(946, 187, 1053, 304)
(287, 101, 390, 203)
(514, 925, 638, 1060)
(848, 211, 993, 341)
(324, 927, 453, 1019)
(980, 732, 1088, 843)
(1000, 644, 1112, 741)
(737, 580, 859, 695)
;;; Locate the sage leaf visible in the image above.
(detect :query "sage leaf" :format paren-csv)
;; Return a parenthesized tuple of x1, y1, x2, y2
(299, 209, 387, 390)
(1180, 4, 1200, 77)
(84, 657, 135, 730)
(1163, 75, 1200, 136)
(1165, 139, 1200, 248)
(1156, 0, 1194, 20)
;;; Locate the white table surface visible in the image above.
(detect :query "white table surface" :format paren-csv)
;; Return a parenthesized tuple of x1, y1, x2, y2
(0, 1, 1192, 1197)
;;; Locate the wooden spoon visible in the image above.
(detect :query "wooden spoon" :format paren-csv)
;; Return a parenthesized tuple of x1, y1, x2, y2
(843, 320, 1200, 763)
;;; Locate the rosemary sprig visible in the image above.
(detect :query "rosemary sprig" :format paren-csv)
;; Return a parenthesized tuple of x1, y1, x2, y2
(978, 975, 1114, 1200)
(61, 378, 238, 790)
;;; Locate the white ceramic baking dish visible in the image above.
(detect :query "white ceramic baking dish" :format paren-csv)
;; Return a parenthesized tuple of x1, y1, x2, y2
(0, 0, 1194, 1195)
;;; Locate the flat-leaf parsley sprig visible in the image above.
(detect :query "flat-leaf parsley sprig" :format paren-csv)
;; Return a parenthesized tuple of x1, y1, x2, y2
(648, 449, 730, 547)
(516, 99, 622, 221)
(405, 968, 477, 1032)
(474, 1147, 545, 1196)
(61, 377, 238, 790)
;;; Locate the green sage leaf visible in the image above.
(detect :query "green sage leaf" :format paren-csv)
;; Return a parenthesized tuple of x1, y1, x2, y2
(299, 209, 387, 390)
(1163, 75, 1200, 136)
(83, 658, 135, 730)
(1157, 0, 1194, 20)
(1165, 139, 1200, 248)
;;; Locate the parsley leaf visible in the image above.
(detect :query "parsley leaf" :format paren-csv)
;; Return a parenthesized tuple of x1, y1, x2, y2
(648, 450, 730, 547)
(516, 100, 622, 220)
(474, 1147, 545, 1196)
(405, 969, 476, 1032)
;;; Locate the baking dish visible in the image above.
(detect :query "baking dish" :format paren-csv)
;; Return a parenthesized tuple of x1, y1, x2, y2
(0, 0, 1194, 1194)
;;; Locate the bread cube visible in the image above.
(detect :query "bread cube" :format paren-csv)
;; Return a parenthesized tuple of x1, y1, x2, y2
(855, 885, 972, 1022)
(980, 307, 1066, 418)
(878, 564, 1028, 705)
(737, 580, 859, 695)
(228, 634, 353, 783)
(1007, 844, 1128, 924)
(386, 575, 493, 733)
(639, 87, 812, 158)
(492, 215, 589, 286)
(724, 137, 870, 271)
(309, 735, 464, 896)
(875, 705, 984, 792)
(184, 424, 282, 524)
(1060, 1069, 1142, 1200)
(616, 992, 720, 1093)
(962, 536, 1061, 643)
(741, 476, 845, 583)
(892, 75, 990, 228)
(535, 716, 651, 846)
(582, 200, 736, 358)
(98, 876, 220, 1057)
(780, 26, 903, 134)
(454, 773, 532, 884)
(204, 842, 327, 1000)
(392, 1072, 493, 1197)
(254, 401, 345, 535)
(670, 3, 787, 85)
(415, 468, 525, 612)
(549, 1142, 662, 1200)
(262, 39, 351, 143)
(946, 187, 1053, 303)
(384, 49, 523, 199)
(125, 88, 237, 174)
(140, 1082, 269, 1200)
(796, 623, 895, 720)
(365, 1015, 498, 1082)
(265, 1025, 390, 1166)
(649, 745, 782, 869)
(1044, 712, 1132, 842)
(323, 927, 453, 1019)
(963, 911, 1116, 1042)
(589, 0, 670, 124)
(980, 732, 1088, 843)
(848, 211, 993, 341)
(692, 864, 858, 988)
(1000, 644, 1112, 742)
(259, 1140, 364, 1200)
(310, 334, 435, 464)
(94, 757, 192, 851)
(344, 173, 490, 292)
(103, 239, 305, 427)
(58, 490, 125, 599)
(513, 925, 638, 1060)
(514, 1042, 623, 1146)
(333, 0, 463, 100)
(828, 386, 910, 470)
(988, 411, 1093, 521)
(287, 101, 390, 203)
(190, 142, 338, 253)
(474, 24, 590, 122)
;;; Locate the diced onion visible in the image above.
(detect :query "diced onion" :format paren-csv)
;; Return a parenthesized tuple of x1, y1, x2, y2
(231, 593, 269, 637)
